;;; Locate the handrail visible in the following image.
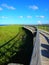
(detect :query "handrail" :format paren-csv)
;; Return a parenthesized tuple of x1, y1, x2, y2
(23, 26, 41, 65)
(30, 30, 41, 65)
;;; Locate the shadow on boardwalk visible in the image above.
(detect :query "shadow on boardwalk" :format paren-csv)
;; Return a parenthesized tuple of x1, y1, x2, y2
(40, 32, 49, 58)
(4, 28, 35, 65)
(41, 44, 49, 58)
(40, 32, 49, 43)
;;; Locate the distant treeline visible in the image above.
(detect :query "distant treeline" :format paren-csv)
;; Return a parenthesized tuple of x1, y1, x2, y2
(36, 24, 49, 32)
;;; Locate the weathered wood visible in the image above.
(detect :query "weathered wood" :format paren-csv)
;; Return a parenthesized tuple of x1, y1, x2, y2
(30, 30, 41, 65)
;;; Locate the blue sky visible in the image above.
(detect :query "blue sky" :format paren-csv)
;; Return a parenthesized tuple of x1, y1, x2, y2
(0, 0, 49, 24)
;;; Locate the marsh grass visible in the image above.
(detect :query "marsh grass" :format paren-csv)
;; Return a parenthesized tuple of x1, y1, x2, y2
(0, 25, 27, 65)
(0, 25, 34, 65)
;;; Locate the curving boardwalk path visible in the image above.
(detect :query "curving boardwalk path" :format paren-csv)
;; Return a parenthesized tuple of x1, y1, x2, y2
(7, 26, 49, 65)
(39, 31, 49, 65)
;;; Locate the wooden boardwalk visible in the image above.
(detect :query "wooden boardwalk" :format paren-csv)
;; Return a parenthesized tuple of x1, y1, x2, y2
(39, 31, 49, 65)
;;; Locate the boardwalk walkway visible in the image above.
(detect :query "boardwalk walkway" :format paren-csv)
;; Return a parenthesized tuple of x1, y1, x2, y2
(39, 31, 49, 65)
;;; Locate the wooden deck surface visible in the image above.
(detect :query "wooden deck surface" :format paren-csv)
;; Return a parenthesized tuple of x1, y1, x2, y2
(39, 32, 49, 65)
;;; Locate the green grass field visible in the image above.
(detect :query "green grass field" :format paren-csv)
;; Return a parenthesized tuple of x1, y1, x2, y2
(0, 25, 27, 64)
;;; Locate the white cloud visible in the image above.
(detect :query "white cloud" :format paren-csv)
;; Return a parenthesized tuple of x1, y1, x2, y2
(40, 16, 45, 18)
(0, 16, 8, 19)
(36, 15, 45, 18)
(38, 21, 42, 24)
(27, 16, 32, 18)
(0, 7, 3, 11)
(18, 16, 23, 18)
(1, 4, 16, 10)
(29, 5, 39, 10)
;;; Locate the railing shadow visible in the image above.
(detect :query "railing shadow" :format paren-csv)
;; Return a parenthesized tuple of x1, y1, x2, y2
(41, 44, 49, 58)
(5, 28, 34, 65)
(40, 32, 49, 43)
